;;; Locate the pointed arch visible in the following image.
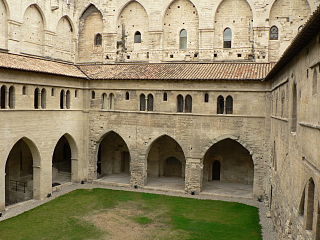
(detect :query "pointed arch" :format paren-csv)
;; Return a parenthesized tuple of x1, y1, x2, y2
(163, 0, 199, 51)
(55, 16, 74, 61)
(21, 4, 45, 56)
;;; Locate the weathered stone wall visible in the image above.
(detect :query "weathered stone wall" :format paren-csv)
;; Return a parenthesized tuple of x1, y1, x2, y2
(268, 32, 320, 240)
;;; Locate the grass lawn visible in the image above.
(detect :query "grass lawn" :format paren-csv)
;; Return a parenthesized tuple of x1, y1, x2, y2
(0, 189, 262, 240)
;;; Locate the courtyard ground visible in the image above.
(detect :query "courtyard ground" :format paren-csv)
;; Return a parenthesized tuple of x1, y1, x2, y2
(0, 188, 262, 240)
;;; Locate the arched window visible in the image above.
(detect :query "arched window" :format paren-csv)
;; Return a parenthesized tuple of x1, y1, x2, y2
(125, 91, 130, 100)
(109, 93, 114, 110)
(60, 90, 65, 109)
(22, 86, 27, 95)
(102, 93, 107, 109)
(225, 96, 233, 114)
(8, 86, 15, 109)
(217, 96, 224, 114)
(51, 88, 55, 96)
(0, 85, 6, 109)
(66, 90, 71, 109)
(140, 94, 146, 111)
(134, 31, 141, 43)
(41, 88, 46, 109)
(204, 93, 209, 103)
(75, 90, 78, 98)
(270, 26, 279, 40)
(177, 95, 184, 112)
(223, 28, 232, 48)
(185, 95, 192, 113)
(34, 88, 40, 109)
(291, 83, 297, 132)
(147, 94, 154, 111)
(163, 92, 168, 101)
(313, 69, 318, 95)
(91, 91, 95, 99)
(179, 29, 187, 50)
(306, 179, 315, 230)
(94, 33, 102, 46)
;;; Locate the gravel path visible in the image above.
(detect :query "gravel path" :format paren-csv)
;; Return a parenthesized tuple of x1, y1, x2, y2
(0, 183, 277, 240)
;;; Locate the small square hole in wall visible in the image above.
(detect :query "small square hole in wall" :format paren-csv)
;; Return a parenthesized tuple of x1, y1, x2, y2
(214, 53, 217, 57)
(51, 88, 55, 96)
(127, 55, 130, 59)
(170, 54, 174, 58)
(194, 53, 198, 58)
(237, 54, 242, 58)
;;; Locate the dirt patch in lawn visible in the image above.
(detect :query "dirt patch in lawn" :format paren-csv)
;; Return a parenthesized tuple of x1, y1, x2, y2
(84, 201, 187, 240)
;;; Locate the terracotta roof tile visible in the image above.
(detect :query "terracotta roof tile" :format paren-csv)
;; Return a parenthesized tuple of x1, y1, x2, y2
(79, 62, 275, 81)
(0, 52, 86, 78)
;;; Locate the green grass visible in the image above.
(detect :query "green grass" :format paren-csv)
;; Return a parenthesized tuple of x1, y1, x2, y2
(0, 189, 262, 240)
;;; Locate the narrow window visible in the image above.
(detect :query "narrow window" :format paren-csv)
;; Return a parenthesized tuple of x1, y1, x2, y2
(22, 86, 27, 95)
(223, 28, 232, 48)
(8, 86, 15, 109)
(225, 96, 233, 114)
(306, 179, 315, 230)
(41, 88, 46, 109)
(91, 91, 96, 99)
(163, 92, 168, 101)
(179, 29, 187, 50)
(0, 85, 7, 109)
(204, 93, 209, 103)
(75, 90, 78, 98)
(60, 90, 65, 109)
(217, 96, 224, 114)
(102, 93, 107, 109)
(140, 94, 146, 111)
(109, 93, 114, 110)
(147, 94, 154, 111)
(270, 26, 279, 40)
(94, 33, 102, 46)
(66, 90, 71, 109)
(134, 31, 141, 43)
(34, 88, 40, 109)
(125, 91, 130, 100)
(281, 90, 285, 117)
(51, 88, 55, 96)
(313, 69, 318, 95)
(291, 83, 297, 132)
(177, 94, 184, 112)
(185, 95, 192, 113)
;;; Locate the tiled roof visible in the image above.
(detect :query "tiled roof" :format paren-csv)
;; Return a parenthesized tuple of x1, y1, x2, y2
(0, 52, 86, 78)
(79, 62, 275, 81)
(266, 6, 320, 80)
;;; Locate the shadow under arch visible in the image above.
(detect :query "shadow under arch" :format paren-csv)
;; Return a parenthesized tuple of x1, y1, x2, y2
(56, 15, 76, 35)
(96, 131, 131, 183)
(52, 133, 79, 185)
(145, 134, 186, 191)
(4, 137, 41, 207)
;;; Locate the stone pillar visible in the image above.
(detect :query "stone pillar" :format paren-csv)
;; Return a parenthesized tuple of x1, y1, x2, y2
(36, 154, 52, 199)
(33, 164, 41, 200)
(184, 157, 203, 194)
(130, 152, 146, 187)
(0, 171, 5, 211)
(71, 158, 79, 182)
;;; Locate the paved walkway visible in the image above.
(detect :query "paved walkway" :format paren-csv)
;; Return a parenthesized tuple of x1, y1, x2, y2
(0, 182, 277, 240)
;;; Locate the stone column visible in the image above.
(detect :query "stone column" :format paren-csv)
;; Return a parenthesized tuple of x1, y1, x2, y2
(0, 171, 5, 211)
(71, 158, 79, 182)
(130, 152, 146, 187)
(184, 157, 203, 194)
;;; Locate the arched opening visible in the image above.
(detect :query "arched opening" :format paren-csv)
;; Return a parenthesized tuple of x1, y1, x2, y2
(306, 178, 315, 230)
(5, 139, 34, 206)
(91, 91, 95, 99)
(94, 33, 102, 46)
(202, 138, 254, 197)
(109, 93, 114, 110)
(55, 16, 74, 61)
(125, 91, 130, 100)
(204, 93, 209, 103)
(217, 95, 224, 114)
(0, 85, 6, 109)
(134, 31, 141, 43)
(163, 92, 168, 101)
(270, 26, 279, 40)
(147, 94, 154, 111)
(313, 69, 318, 95)
(147, 135, 185, 191)
(179, 29, 187, 50)
(34, 88, 40, 109)
(225, 95, 233, 114)
(60, 90, 65, 109)
(291, 82, 297, 132)
(41, 88, 46, 109)
(140, 94, 146, 111)
(66, 90, 71, 109)
(8, 86, 15, 109)
(212, 160, 221, 180)
(102, 93, 107, 109)
(185, 94, 192, 113)
(97, 132, 131, 184)
(177, 94, 184, 112)
(52, 136, 72, 186)
(223, 28, 232, 48)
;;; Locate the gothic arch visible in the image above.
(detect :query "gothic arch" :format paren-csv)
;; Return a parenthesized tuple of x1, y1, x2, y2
(55, 16, 74, 61)
(0, 0, 8, 49)
(214, 0, 253, 49)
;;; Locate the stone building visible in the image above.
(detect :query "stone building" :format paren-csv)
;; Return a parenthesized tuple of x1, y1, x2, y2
(0, 0, 319, 239)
